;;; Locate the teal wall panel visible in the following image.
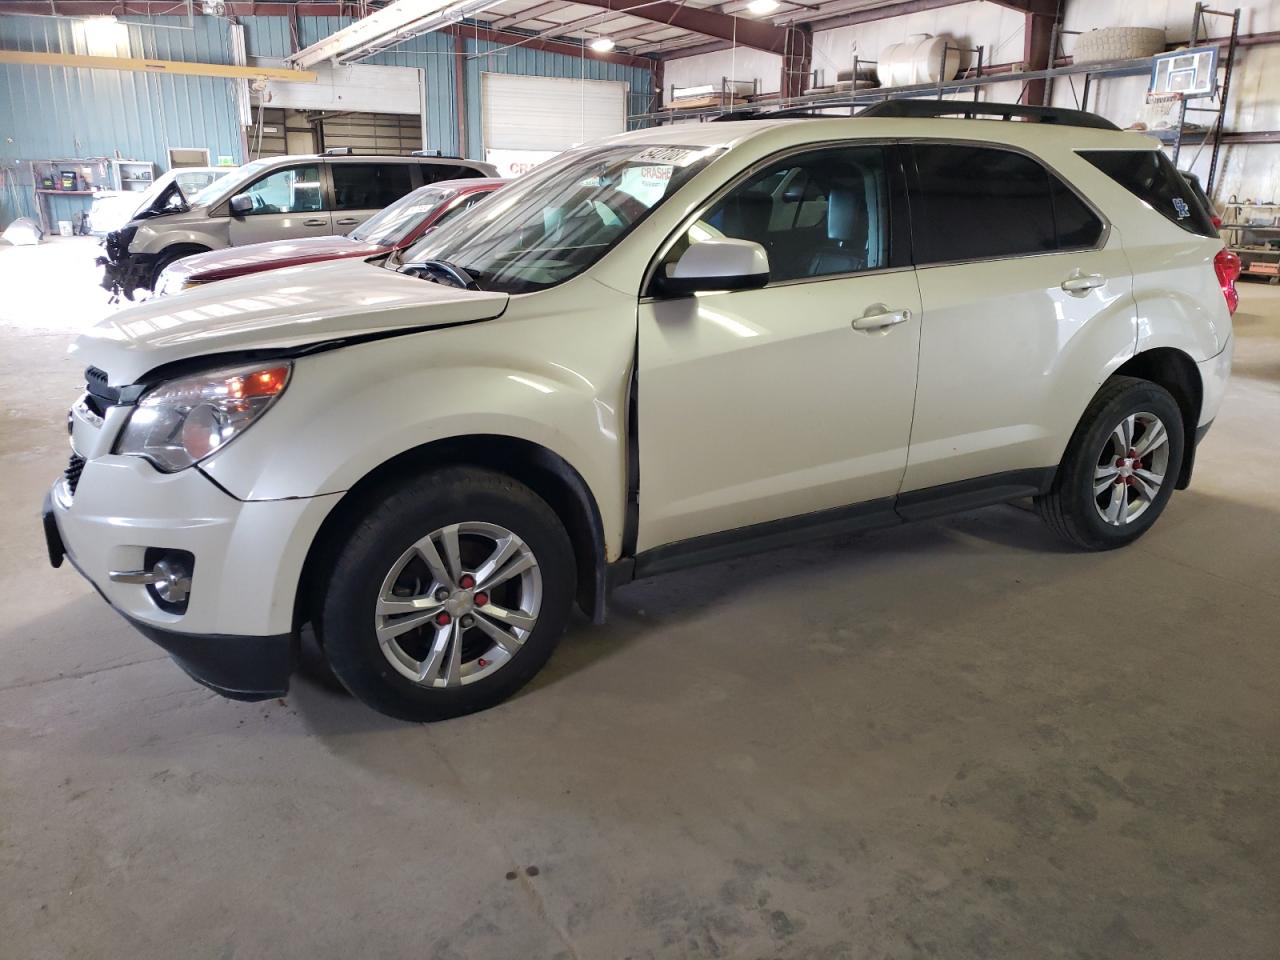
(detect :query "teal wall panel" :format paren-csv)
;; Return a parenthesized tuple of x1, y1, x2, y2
(0, 13, 655, 226)
(0, 14, 243, 226)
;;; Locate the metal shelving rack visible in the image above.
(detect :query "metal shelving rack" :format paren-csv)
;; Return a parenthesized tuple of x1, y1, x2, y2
(629, 52, 1155, 127)
(1223, 201, 1280, 284)
(630, 2, 1257, 203)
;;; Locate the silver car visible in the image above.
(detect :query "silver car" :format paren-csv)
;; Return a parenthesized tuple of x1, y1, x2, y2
(98, 151, 498, 298)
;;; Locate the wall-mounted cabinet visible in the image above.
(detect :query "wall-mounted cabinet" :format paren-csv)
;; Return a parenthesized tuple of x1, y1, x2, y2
(111, 159, 157, 191)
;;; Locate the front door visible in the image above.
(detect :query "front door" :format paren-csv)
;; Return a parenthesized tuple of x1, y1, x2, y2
(636, 144, 922, 551)
(227, 162, 332, 246)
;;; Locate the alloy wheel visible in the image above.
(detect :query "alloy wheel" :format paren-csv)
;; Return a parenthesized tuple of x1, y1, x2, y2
(1092, 411, 1171, 526)
(374, 521, 542, 687)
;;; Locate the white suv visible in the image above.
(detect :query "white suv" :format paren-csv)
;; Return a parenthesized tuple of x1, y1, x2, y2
(45, 102, 1237, 721)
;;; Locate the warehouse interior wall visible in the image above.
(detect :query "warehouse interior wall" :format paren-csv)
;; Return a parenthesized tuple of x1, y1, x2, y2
(1051, 0, 1280, 203)
(660, 0, 1279, 203)
(0, 14, 244, 226)
(0, 12, 657, 228)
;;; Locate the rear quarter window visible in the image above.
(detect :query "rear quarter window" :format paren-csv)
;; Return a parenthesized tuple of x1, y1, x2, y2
(1078, 149, 1218, 238)
(421, 163, 482, 184)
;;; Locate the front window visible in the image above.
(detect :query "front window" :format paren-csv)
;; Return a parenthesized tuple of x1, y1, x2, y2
(352, 186, 457, 246)
(191, 157, 275, 209)
(401, 144, 721, 294)
(234, 164, 323, 216)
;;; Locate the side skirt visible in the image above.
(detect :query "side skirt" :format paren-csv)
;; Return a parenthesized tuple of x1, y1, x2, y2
(612, 467, 1057, 586)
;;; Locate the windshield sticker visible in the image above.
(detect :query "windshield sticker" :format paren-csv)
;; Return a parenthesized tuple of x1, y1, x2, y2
(632, 146, 711, 167)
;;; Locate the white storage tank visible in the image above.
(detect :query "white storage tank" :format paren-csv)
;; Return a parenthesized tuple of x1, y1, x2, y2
(878, 34, 961, 87)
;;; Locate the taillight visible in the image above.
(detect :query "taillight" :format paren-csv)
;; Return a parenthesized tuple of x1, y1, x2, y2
(1211, 214, 1223, 229)
(1214, 247, 1241, 315)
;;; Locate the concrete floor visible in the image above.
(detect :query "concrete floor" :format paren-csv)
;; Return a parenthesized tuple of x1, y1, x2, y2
(1, 237, 1277, 959)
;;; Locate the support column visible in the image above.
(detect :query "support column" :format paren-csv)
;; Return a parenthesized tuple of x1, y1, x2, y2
(1022, 1, 1058, 105)
(453, 33, 467, 159)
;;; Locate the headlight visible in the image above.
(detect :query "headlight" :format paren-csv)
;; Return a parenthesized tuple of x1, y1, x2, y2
(115, 361, 291, 472)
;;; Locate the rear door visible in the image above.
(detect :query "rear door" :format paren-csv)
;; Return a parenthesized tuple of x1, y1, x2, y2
(226, 161, 331, 245)
(329, 161, 416, 232)
(899, 142, 1136, 499)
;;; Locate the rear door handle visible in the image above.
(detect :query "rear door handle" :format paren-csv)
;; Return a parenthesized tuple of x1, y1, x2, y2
(1061, 270, 1105, 294)
(303, 217, 327, 227)
(852, 304, 912, 332)
(335, 217, 359, 226)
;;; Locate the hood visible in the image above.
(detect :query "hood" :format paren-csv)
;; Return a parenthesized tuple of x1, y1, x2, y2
(166, 235, 390, 283)
(72, 258, 510, 384)
(132, 180, 188, 221)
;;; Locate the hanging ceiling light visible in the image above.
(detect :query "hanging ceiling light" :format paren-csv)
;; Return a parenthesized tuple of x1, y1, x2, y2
(746, 0, 780, 14)
(589, 35, 616, 52)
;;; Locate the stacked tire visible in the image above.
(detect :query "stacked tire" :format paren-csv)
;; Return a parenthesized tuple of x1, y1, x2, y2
(1072, 27, 1166, 65)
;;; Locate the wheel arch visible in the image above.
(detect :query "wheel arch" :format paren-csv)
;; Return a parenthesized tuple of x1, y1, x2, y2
(1112, 346, 1202, 488)
(295, 434, 609, 634)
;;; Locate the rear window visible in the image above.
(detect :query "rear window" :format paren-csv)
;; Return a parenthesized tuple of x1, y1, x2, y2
(332, 163, 414, 211)
(908, 144, 1103, 264)
(1079, 149, 1218, 238)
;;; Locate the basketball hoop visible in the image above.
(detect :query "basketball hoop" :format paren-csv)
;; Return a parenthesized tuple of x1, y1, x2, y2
(1136, 91, 1182, 130)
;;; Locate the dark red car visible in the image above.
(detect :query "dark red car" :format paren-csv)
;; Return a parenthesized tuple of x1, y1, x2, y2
(156, 178, 506, 294)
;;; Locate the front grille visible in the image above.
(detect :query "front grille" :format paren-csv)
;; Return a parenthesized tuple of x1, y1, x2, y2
(86, 366, 108, 387)
(65, 453, 86, 496)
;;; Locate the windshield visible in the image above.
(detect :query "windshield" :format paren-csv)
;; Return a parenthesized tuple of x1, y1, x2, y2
(191, 157, 275, 208)
(352, 186, 457, 246)
(401, 144, 721, 294)
(190, 174, 236, 207)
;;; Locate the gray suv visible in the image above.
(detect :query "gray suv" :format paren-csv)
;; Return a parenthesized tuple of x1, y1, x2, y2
(99, 152, 498, 298)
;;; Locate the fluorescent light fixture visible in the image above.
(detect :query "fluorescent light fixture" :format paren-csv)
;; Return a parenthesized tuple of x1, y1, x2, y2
(746, 0, 780, 14)
(292, 0, 500, 68)
(589, 36, 616, 53)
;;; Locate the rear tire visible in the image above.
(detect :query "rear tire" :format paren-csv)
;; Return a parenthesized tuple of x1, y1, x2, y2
(316, 466, 575, 722)
(1036, 376, 1185, 551)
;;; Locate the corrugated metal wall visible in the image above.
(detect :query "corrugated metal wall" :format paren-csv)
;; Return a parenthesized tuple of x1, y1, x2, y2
(0, 15, 244, 226)
(0, 12, 656, 227)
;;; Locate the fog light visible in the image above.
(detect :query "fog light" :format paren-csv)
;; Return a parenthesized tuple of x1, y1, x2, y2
(109, 549, 195, 611)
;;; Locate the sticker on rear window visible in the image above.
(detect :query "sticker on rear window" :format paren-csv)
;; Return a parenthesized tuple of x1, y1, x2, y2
(1172, 197, 1191, 219)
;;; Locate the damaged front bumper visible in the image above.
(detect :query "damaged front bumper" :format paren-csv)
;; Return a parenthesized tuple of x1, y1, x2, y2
(97, 251, 156, 299)
(97, 227, 154, 300)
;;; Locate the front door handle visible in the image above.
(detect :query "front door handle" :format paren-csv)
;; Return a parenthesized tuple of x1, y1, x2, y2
(852, 304, 912, 332)
(303, 217, 327, 227)
(1061, 270, 1105, 294)
(335, 217, 359, 226)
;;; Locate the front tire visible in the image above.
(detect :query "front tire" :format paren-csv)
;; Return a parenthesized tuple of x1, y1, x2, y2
(1036, 376, 1185, 550)
(316, 467, 575, 721)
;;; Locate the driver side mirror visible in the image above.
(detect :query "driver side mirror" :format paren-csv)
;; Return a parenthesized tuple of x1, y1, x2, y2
(657, 239, 769, 297)
(229, 194, 253, 216)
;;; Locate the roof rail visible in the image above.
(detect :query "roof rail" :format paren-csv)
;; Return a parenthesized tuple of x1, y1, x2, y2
(856, 99, 1120, 130)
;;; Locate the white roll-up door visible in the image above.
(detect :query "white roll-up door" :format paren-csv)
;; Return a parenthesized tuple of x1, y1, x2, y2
(481, 73, 627, 154)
